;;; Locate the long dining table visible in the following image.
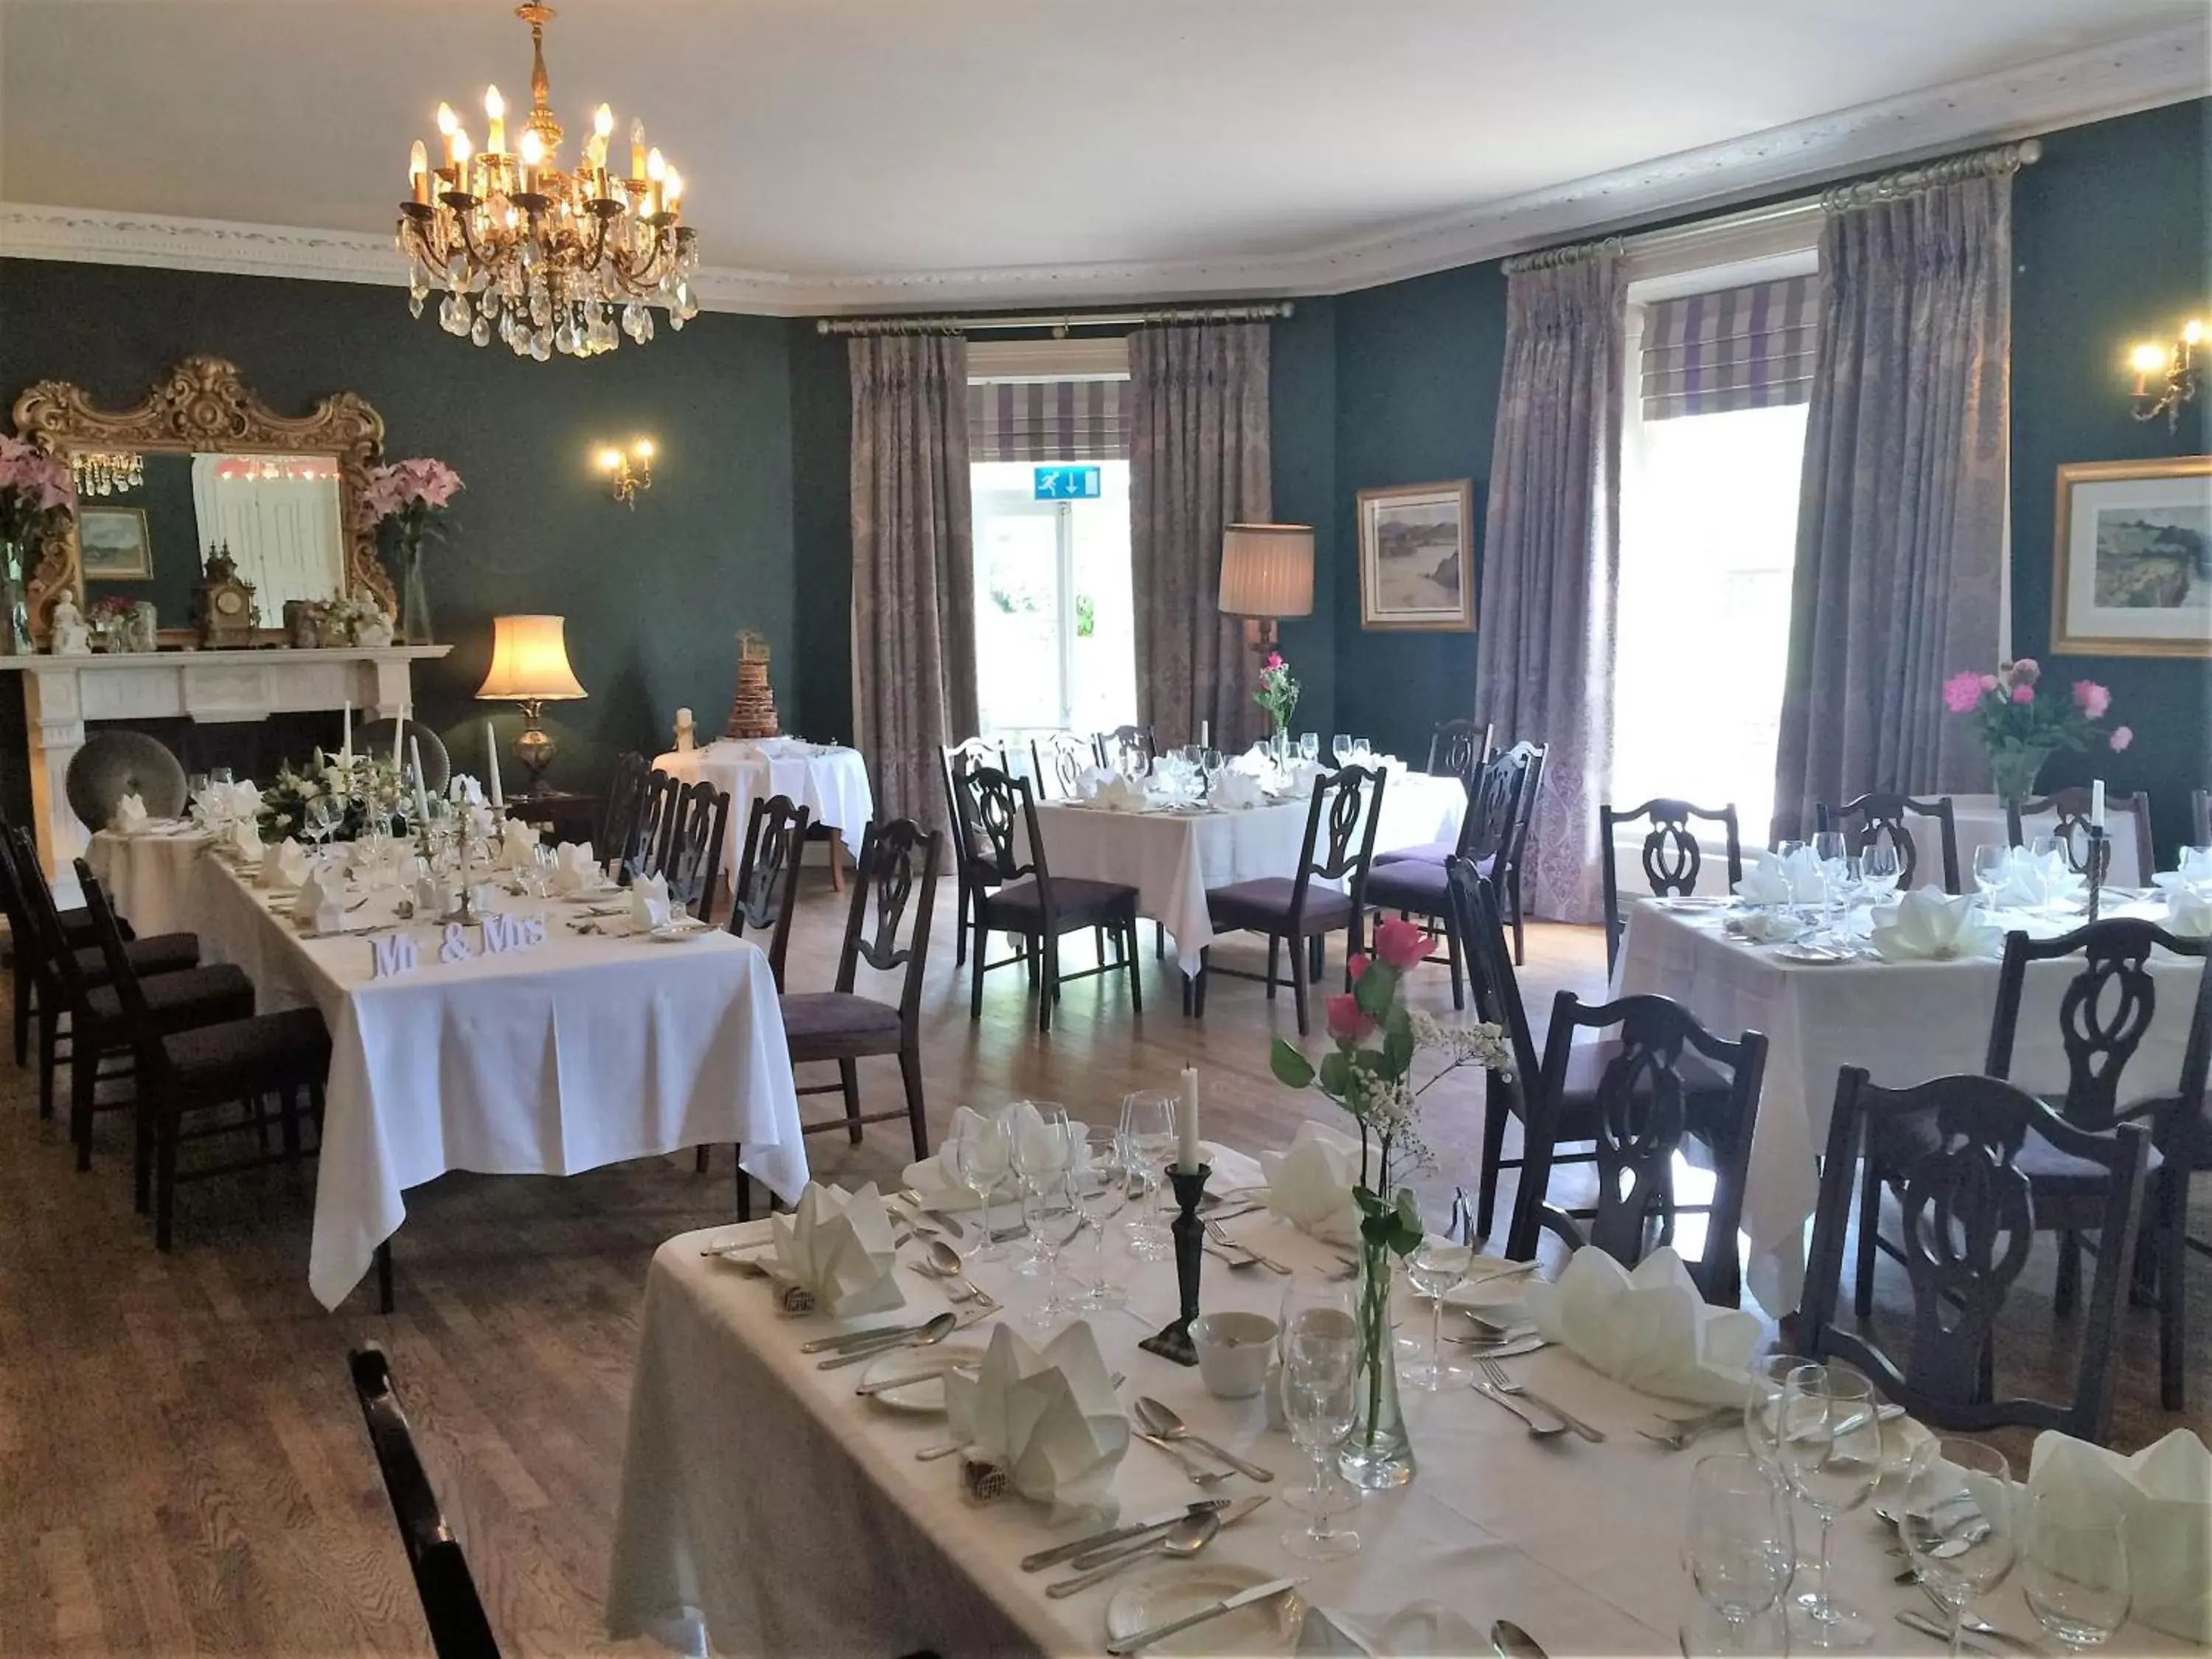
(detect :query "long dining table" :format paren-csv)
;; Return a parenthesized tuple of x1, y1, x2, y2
(86, 826, 810, 1309)
(602, 1145, 2188, 1658)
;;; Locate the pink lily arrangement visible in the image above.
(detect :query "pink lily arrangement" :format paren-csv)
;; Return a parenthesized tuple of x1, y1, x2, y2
(0, 434, 73, 543)
(361, 456, 463, 521)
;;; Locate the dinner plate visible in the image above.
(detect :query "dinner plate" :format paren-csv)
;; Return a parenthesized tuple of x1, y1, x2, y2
(857, 1340, 988, 1413)
(647, 921, 714, 943)
(1654, 896, 1733, 911)
(1772, 942, 1854, 965)
(1105, 1563, 1307, 1657)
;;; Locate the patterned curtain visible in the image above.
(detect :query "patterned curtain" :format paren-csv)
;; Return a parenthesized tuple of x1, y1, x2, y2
(1128, 324, 1271, 749)
(1772, 175, 2011, 841)
(849, 335, 978, 832)
(1472, 254, 1627, 925)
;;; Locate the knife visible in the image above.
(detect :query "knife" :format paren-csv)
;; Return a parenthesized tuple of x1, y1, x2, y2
(800, 1321, 931, 1354)
(1105, 1576, 1301, 1655)
(852, 1360, 978, 1398)
(1018, 1500, 1230, 1572)
(1057, 1496, 1270, 1583)
(1895, 1610, 1992, 1654)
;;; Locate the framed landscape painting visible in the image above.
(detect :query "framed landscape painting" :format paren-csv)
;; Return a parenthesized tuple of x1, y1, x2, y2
(77, 506, 153, 580)
(2052, 456, 2211, 658)
(1358, 480, 1475, 630)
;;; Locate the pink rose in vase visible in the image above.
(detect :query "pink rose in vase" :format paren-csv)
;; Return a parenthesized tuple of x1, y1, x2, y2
(2072, 681, 2112, 720)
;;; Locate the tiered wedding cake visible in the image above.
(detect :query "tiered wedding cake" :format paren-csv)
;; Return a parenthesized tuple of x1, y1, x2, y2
(725, 631, 780, 739)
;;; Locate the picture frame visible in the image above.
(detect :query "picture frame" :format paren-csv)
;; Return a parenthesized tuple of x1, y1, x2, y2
(2051, 456, 2211, 658)
(1357, 481, 1474, 630)
(76, 505, 153, 580)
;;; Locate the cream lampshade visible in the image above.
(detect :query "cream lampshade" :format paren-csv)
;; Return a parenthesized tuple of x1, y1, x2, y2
(477, 614, 587, 792)
(1218, 523, 1315, 654)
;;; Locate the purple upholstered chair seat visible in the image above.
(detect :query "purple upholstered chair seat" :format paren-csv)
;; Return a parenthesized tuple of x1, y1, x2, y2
(1205, 879, 1356, 934)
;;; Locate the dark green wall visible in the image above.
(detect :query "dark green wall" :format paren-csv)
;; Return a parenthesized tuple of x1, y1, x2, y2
(0, 257, 795, 821)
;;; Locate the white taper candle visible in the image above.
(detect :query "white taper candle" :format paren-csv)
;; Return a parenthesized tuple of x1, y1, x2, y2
(1178, 1067, 1202, 1174)
(341, 700, 352, 766)
(2091, 779, 2107, 828)
(409, 737, 431, 824)
(485, 720, 504, 810)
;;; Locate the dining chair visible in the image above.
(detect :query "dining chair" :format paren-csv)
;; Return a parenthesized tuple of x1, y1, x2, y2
(1192, 764, 1385, 1037)
(1361, 758, 1516, 1012)
(360, 720, 452, 796)
(951, 765, 1141, 1034)
(598, 750, 650, 866)
(1029, 732, 1096, 801)
(62, 728, 187, 835)
(1598, 798, 1745, 971)
(2006, 787, 2156, 883)
(723, 794, 812, 989)
(1804, 1068, 2149, 1443)
(939, 739, 1009, 968)
(628, 768, 681, 882)
(1094, 724, 1158, 774)
(348, 1346, 503, 1659)
(657, 779, 731, 920)
(2193, 787, 2210, 849)
(77, 863, 331, 1251)
(1424, 718, 1495, 782)
(1814, 791, 1961, 894)
(1509, 986, 1768, 1307)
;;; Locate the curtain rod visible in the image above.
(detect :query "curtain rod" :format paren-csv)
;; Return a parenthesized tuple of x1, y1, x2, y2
(1501, 137, 2044, 274)
(815, 302, 1294, 337)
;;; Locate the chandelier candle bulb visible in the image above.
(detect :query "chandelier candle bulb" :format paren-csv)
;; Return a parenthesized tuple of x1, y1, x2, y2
(630, 118, 645, 179)
(408, 141, 431, 205)
(587, 102, 612, 168)
(1179, 1068, 1202, 1175)
(484, 84, 506, 152)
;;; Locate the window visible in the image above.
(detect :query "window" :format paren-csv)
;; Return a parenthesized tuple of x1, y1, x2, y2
(967, 339, 1136, 742)
(1613, 255, 1818, 846)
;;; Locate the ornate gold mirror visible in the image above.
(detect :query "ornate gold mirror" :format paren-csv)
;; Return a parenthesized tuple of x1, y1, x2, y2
(9, 355, 392, 641)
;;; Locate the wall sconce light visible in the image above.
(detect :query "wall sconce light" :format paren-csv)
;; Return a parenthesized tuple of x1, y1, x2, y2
(595, 437, 655, 507)
(2127, 318, 2202, 430)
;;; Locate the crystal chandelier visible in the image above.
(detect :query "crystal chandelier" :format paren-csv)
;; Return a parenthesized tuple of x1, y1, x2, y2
(70, 451, 143, 497)
(396, 3, 700, 360)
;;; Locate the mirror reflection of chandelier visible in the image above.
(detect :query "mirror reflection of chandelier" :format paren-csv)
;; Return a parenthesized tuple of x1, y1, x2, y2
(395, 2, 700, 361)
(212, 456, 339, 481)
(70, 450, 143, 497)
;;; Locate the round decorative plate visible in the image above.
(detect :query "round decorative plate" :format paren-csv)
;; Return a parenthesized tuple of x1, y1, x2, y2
(857, 1340, 988, 1414)
(1105, 1563, 1307, 1657)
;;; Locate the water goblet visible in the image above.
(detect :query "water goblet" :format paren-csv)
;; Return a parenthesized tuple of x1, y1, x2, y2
(209, 766, 234, 787)
(2022, 1489, 2129, 1652)
(1778, 1361, 1882, 1648)
(947, 1114, 1013, 1262)
(187, 772, 210, 802)
(1350, 738, 1372, 762)
(1006, 1103, 1071, 1276)
(1683, 1453, 1797, 1655)
(1277, 1279, 1358, 1518)
(1402, 1236, 1472, 1389)
(1860, 841, 1902, 904)
(1743, 1352, 1809, 1470)
(1021, 1169, 1088, 1331)
(1116, 1091, 1175, 1261)
(1279, 1301, 1361, 1560)
(2027, 834, 2062, 909)
(1299, 732, 1320, 764)
(1901, 1439, 2017, 1658)
(1331, 735, 1353, 766)
(1072, 1127, 1128, 1312)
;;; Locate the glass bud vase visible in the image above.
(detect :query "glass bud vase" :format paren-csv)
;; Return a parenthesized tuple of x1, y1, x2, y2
(0, 537, 32, 656)
(1339, 1236, 1415, 1489)
(1989, 743, 2055, 807)
(397, 541, 434, 647)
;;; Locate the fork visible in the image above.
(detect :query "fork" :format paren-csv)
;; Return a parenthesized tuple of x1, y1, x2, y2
(1472, 1379, 1570, 1437)
(1203, 1220, 1289, 1275)
(1477, 1358, 1605, 1442)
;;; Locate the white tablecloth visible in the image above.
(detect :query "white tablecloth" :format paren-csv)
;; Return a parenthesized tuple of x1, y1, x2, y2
(86, 831, 810, 1310)
(1613, 897, 2205, 1313)
(1027, 771, 1466, 975)
(79, 823, 211, 934)
(655, 739, 874, 880)
(605, 1154, 2177, 1658)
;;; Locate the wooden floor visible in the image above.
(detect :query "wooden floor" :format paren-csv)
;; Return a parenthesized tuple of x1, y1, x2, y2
(0, 879, 2203, 1657)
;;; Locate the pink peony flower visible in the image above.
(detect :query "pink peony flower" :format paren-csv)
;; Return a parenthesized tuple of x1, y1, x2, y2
(1325, 994, 1374, 1044)
(1941, 671, 1984, 714)
(2008, 657, 2040, 685)
(1980, 673, 2000, 692)
(2110, 726, 2133, 751)
(2072, 681, 2111, 720)
(2010, 684, 2034, 704)
(1265, 652, 1284, 669)
(1373, 917, 1428, 970)
(1346, 951, 1370, 983)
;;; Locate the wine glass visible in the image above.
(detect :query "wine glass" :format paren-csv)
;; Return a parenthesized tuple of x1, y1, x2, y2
(1861, 841, 1902, 904)
(1278, 1279, 1357, 1519)
(1006, 1103, 1070, 1277)
(1022, 1169, 1088, 1331)
(1279, 1297, 1361, 1561)
(1351, 738, 1373, 762)
(1402, 1236, 1472, 1390)
(1072, 1127, 1128, 1312)
(2021, 1489, 2129, 1652)
(1777, 1361, 1882, 1648)
(1973, 844, 2011, 913)
(209, 766, 234, 787)
(1901, 1439, 2017, 1657)
(1743, 1352, 1809, 1471)
(1683, 1453, 1797, 1655)
(1116, 1092, 1175, 1261)
(1812, 831, 1848, 937)
(307, 793, 343, 862)
(1299, 732, 1320, 764)
(947, 1113, 1012, 1262)
(1331, 735, 1353, 767)
(2027, 834, 2062, 910)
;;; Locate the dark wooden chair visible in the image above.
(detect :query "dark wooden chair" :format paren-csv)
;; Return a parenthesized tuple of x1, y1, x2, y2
(1599, 798, 1745, 971)
(656, 779, 731, 919)
(1029, 732, 1096, 801)
(724, 794, 812, 988)
(1094, 724, 1158, 774)
(1425, 719, 1495, 782)
(1377, 741, 1545, 965)
(1805, 1069, 2149, 1443)
(347, 1346, 502, 1659)
(1361, 748, 1531, 1010)
(1815, 792, 1961, 895)
(77, 863, 331, 1251)
(939, 740, 1008, 969)
(2008, 788, 2156, 883)
(1193, 764, 1385, 1037)
(1509, 985, 1768, 1306)
(628, 769, 681, 883)
(598, 750, 650, 868)
(2193, 788, 2211, 849)
(952, 765, 1141, 1034)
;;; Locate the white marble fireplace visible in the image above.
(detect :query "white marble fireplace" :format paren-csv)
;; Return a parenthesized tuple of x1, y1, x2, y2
(0, 644, 451, 874)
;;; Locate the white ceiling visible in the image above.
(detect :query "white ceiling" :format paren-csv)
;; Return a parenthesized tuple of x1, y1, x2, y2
(1, 0, 2205, 310)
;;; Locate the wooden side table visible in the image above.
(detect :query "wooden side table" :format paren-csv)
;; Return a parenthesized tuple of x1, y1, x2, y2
(507, 789, 600, 846)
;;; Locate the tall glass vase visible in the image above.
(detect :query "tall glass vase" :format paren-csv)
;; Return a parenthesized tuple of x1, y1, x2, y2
(0, 536, 32, 656)
(1339, 1236, 1415, 1489)
(1989, 743, 2055, 806)
(397, 540, 434, 646)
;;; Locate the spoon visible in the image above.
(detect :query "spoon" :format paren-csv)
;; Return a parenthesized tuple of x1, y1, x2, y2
(1133, 1397, 1274, 1482)
(1135, 1430, 1234, 1487)
(1043, 1511, 1220, 1599)
(926, 1239, 989, 1303)
(814, 1311, 956, 1371)
(1492, 1619, 1550, 1659)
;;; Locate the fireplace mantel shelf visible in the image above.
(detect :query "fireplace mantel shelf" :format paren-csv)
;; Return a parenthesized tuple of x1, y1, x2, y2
(0, 644, 451, 673)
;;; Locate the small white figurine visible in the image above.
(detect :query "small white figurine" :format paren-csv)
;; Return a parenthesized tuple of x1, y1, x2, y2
(674, 706, 696, 753)
(353, 605, 394, 649)
(49, 589, 91, 655)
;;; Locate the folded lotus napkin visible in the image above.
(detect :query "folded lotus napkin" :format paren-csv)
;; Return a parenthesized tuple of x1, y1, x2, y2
(189, 785, 229, 829)
(1523, 1245, 1761, 1406)
(1723, 908, 1803, 945)
(496, 818, 542, 869)
(943, 1319, 1129, 1521)
(1869, 888, 2003, 963)
(1258, 1121, 1362, 1244)
(291, 872, 344, 935)
(2166, 888, 2212, 939)
(225, 779, 261, 821)
(550, 841, 599, 896)
(1073, 766, 1119, 801)
(1989, 846, 2087, 911)
(1733, 848, 1818, 906)
(903, 1102, 1089, 1208)
(2027, 1427, 2210, 1642)
(768, 1181, 905, 1318)
(627, 872, 672, 933)
(1093, 773, 1149, 813)
(261, 838, 312, 889)
(108, 792, 150, 835)
(2153, 847, 2212, 912)
(349, 833, 402, 882)
(1296, 1600, 1484, 1657)
(1279, 760, 1324, 799)
(225, 816, 264, 863)
(1211, 771, 1266, 811)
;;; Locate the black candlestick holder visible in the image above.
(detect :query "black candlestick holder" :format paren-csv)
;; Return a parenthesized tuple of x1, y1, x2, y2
(1138, 1162, 1211, 1366)
(2084, 824, 2109, 922)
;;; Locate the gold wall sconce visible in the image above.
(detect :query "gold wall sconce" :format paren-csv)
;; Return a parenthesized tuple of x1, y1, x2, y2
(2127, 318, 2202, 430)
(595, 437, 655, 507)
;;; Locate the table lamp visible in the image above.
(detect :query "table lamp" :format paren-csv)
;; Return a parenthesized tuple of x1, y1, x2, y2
(1217, 523, 1315, 658)
(477, 614, 587, 793)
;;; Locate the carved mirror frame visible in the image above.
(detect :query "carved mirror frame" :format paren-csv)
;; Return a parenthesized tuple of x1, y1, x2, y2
(10, 355, 392, 640)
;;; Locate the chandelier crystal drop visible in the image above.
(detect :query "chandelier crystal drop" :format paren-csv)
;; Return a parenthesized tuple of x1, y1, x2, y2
(395, 3, 699, 360)
(69, 450, 144, 497)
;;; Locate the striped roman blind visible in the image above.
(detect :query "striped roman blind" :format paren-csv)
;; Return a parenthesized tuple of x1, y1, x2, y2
(967, 378, 1129, 462)
(1640, 274, 1818, 420)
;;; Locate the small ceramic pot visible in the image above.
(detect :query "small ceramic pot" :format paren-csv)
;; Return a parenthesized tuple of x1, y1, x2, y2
(1192, 1312, 1278, 1399)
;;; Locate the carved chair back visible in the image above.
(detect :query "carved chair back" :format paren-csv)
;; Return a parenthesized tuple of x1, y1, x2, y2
(630, 769, 681, 882)
(2008, 788, 2156, 884)
(1095, 724, 1158, 774)
(1029, 733, 1096, 801)
(658, 780, 730, 916)
(599, 751, 650, 869)
(1426, 719, 1495, 783)
(951, 765, 1043, 891)
(1599, 797, 1745, 965)
(835, 818, 942, 1033)
(1284, 763, 1385, 933)
(1444, 859, 1542, 1102)
(726, 793, 812, 987)
(1815, 791, 1960, 894)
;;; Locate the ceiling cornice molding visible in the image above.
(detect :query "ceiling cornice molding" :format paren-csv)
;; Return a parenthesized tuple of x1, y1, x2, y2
(3, 18, 2203, 314)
